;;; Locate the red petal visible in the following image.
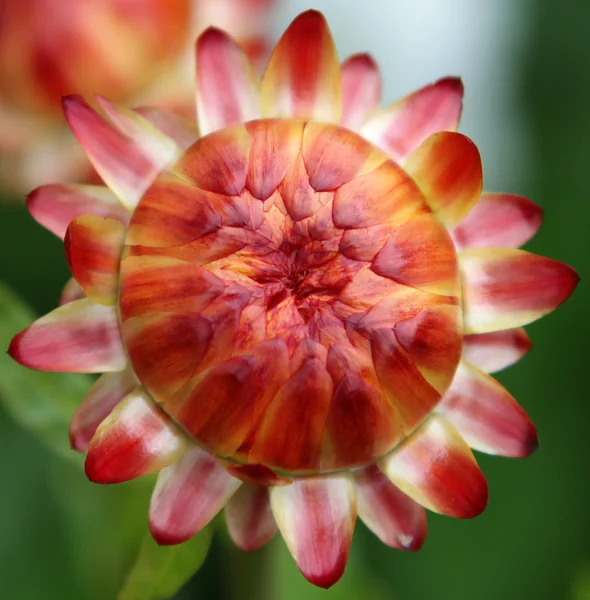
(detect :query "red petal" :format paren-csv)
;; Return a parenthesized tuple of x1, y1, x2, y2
(463, 328, 532, 373)
(453, 193, 543, 250)
(380, 414, 488, 518)
(149, 446, 241, 545)
(225, 484, 277, 551)
(85, 389, 187, 484)
(340, 54, 382, 129)
(361, 77, 463, 163)
(354, 465, 427, 550)
(270, 476, 356, 588)
(438, 361, 539, 457)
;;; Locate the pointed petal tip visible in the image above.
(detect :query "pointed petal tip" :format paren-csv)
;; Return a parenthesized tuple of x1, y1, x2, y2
(437, 76, 464, 95)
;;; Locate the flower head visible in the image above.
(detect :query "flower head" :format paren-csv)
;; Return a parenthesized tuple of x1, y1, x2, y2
(9, 10, 578, 588)
(0, 0, 274, 191)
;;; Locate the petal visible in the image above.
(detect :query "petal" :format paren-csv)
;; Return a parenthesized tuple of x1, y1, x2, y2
(249, 356, 333, 472)
(60, 278, 85, 305)
(405, 132, 483, 227)
(96, 96, 182, 169)
(225, 483, 277, 551)
(65, 215, 126, 305)
(460, 248, 579, 334)
(134, 106, 198, 150)
(270, 475, 356, 588)
(27, 183, 129, 239)
(354, 465, 427, 550)
(438, 361, 538, 457)
(70, 368, 138, 452)
(340, 54, 382, 130)
(196, 27, 260, 136)
(149, 446, 241, 545)
(261, 10, 341, 122)
(8, 299, 126, 373)
(123, 312, 213, 403)
(380, 415, 488, 518)
(371, 213, 460, 296)
(168, 340, 290, 459)
(361, 77, 463, 163)
(452, 193, 544, 250)
(86, 389, 187, 484)
(463, 328, 531, 373)
(62, 95, 160, 209)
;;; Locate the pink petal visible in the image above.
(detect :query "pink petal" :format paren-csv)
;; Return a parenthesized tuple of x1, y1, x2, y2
(340, 53, 382, 130)
(380, 414, 488, 518)
(460, 248, 579, 334)
(225, 483, 277, 551)
(438, 361, 538, 457)
(65, 215, 126, 305)
(149, 446, 241, 545)
(70, 368, 137, 453)
(196, 27, 260, 136)
(270, 475, 356, 588)
(8, 299, 126, 373)
(361, 77, 463, 164)
(96, 96, 182, 169)
(62, 95, 161, 209)
(354, 464, 427, 550)
(134, 106, 198, 150)
(27, 183, 129, 239)
(261, 10, 341, 122)
(86, 389, 187, 484)
(452, 193, 544, 250)
(60, 278, 85, 305)
(463, 328, 532, 373)
(404, 131, 483, 227)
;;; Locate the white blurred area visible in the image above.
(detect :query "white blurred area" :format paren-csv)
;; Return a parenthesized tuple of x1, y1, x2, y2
(273, 0, 534, 191)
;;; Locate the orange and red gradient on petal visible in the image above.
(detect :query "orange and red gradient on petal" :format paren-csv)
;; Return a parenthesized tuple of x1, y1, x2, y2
(0, 0, 276, 192)
(7, 9, 579, 589)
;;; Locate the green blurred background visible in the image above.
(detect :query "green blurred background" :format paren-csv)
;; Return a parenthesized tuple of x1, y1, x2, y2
(1, 0, 589, 598)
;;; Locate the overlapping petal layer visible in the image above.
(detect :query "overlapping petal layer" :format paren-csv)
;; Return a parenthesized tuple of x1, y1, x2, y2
(7, 8, 579, 592)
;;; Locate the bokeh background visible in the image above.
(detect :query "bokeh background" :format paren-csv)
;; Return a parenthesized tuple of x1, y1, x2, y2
(1, 0, 588, 598)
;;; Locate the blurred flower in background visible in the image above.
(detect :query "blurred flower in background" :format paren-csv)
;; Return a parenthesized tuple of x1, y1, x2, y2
(0, 0, 275, 193)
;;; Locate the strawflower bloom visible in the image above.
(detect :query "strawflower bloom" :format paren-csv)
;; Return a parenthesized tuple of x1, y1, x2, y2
(0, 0, 274, 191)
(8, 10, 578, 588)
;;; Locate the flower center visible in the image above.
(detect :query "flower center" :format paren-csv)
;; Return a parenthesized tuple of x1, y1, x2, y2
(119, 119, 463, 477)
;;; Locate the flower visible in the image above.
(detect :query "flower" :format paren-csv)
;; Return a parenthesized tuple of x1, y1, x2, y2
(8, 10, 578, 589)
(0, 0, 275, 192)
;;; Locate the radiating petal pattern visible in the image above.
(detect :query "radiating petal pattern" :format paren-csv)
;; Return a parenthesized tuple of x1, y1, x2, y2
(452, 193, 543, 250)
(354, 465, 427, 550)
(438, 361, 538, 457)
(134, 106, 198, 150)
(463, 328, 531, 373)
(65, 215, 126, 304)
(340, 54, 382, 130)
(261, 10, 341, 122)
(9, 299, 126, 372)
(225, 483, 277, 551)
(361, 77, 463, 164)
(271, 476, 356, 588)
(27, 183, 129, 239)
(405, 131, 483, 227)
(86, 389, 187, 484)
(461, 248, 579, 334)
(196, 27, 260, 136)
(149, 446, 241, 545)
(380, 415, 488, 518)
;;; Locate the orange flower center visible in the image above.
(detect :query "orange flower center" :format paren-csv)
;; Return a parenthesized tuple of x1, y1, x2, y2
(119, 120, 463, 477)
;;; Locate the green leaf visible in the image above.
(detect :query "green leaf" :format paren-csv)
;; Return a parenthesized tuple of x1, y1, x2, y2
(0, 282, 91, 463)
(119, 530, 213, 600)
